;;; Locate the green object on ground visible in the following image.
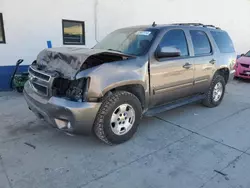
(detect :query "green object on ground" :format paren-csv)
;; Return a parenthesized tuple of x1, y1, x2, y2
(12, 73, 29, 92)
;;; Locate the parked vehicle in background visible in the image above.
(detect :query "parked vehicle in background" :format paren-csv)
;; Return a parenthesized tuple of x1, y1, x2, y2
(23, 23, 236, 145)
(235, 51, 250, 79)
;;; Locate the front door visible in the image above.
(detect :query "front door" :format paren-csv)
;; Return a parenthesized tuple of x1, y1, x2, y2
(150, 29, 195, 107)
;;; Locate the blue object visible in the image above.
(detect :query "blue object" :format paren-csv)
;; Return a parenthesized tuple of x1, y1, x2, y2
(0, 65, 29, 91)
(47, 40, 52, 48)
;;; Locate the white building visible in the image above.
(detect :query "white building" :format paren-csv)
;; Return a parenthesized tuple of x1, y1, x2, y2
(0, 0, 250, 90)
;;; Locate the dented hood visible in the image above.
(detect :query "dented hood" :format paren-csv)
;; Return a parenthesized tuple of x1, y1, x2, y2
(36, 47, 132, 79)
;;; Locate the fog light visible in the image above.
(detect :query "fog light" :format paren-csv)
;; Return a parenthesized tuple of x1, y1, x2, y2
(67, 122, 72, 129)
(55, 119, 68, 129)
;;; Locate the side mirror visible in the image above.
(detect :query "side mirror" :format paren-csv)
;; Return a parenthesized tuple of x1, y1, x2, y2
(241, 53, 245, 56)
(156, 47, 181, 59)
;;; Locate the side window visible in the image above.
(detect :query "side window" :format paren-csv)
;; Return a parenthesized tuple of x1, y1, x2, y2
(190, 30, 212, 56)
(211, 31, 235, 53)
(158, 29, 189, 57)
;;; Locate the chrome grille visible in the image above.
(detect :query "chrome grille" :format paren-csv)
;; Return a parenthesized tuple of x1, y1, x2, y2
(31, 82, 48, 95)
(28, 66, 52, 96)
(29, 67, 51, 82)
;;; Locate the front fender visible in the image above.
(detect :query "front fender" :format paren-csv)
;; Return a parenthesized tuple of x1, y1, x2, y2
(76, 58, 149, 98)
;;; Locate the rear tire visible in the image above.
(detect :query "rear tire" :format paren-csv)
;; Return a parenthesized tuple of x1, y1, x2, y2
(202, 74, 226, 108)
(93, 91, 142, 145)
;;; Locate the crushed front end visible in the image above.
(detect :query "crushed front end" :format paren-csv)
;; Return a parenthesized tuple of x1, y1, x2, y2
(23, 47, 137, 134)
(24, 67, 101, 134)
(23, 50, 103, 134)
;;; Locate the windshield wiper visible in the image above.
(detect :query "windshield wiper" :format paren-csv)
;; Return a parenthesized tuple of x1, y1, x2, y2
(107, 49, 136, 57)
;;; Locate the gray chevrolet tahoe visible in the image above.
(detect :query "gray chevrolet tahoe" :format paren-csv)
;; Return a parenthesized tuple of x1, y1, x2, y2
(24, 23, 236, 145)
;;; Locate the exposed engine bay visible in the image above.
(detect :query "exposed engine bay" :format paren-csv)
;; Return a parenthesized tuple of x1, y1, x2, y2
(81, 53, 127, 70)
(52, 77, 89, 102)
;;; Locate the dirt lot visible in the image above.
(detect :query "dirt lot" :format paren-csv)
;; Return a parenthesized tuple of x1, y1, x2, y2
(1, 79, 250, 188)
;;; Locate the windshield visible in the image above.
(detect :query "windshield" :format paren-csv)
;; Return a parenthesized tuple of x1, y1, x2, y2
(245, 51, 250, 57)
(94, 28, 159, 56)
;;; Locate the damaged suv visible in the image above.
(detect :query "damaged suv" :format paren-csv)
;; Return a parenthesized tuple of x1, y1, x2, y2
(24, 23, 236, 145)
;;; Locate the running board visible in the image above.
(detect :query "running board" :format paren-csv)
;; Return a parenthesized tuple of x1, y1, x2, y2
(144, 94, 206, 117)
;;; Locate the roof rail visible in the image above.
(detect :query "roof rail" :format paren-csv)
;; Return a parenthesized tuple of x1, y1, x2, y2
(172, 23, 221, 30)
(203, 25, 221, 30)
(176, 23, 204, 26)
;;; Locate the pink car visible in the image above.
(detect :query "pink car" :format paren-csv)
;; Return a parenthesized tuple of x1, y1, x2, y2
(235, 51, 250, 79)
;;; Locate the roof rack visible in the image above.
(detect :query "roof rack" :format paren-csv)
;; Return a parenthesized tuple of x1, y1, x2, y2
(203, 25, 221, 30)
(173, 23, 221, 30)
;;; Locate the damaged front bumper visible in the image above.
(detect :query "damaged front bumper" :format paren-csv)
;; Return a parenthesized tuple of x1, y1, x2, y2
(23, 81, 101, 134)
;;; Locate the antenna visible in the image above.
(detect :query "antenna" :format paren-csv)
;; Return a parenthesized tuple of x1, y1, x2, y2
(152, 21, 157, 27)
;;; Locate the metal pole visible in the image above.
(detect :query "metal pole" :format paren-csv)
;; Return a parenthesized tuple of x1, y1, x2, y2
(94, 0, 99, 43)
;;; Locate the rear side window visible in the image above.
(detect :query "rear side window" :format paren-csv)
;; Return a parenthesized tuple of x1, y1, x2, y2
(190, 30, 212, 56)
(158, 29, 189, 57)
(211, 31, 235, 53)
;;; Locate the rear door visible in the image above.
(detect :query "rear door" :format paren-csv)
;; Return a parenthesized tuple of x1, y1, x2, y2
(149, 29, 195, 107)
(189, 30, 217, 93)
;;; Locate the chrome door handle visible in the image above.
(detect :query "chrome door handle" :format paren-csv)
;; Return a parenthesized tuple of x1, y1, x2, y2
(183, 63, 192, 69)
(209, 59, 216, 64)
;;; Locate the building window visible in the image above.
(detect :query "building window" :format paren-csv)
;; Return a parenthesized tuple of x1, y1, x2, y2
(62, 19, 85, 45)
(0, 13, 6, 43)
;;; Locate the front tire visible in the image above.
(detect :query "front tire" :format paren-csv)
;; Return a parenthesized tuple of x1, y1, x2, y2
(202, 74, 226, 108)
(93, 91, 142, 145)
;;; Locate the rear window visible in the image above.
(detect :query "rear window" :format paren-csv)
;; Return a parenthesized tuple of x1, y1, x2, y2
(211, 31, 235, 53)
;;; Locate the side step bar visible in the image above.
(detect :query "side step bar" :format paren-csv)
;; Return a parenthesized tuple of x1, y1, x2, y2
(144, 94, 206, 117)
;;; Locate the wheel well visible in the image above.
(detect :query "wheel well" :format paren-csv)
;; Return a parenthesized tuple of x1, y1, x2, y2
(215, 68, 229, 83)
(109, 84, 146, 109)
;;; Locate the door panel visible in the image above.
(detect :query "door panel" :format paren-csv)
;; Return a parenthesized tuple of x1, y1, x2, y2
(149, 29, 195, 107)
(193, 56, 216, 93)
(189, 30, 216, 93)
(150, 58, 194, 106)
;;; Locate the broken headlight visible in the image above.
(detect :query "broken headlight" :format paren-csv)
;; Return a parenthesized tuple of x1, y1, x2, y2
(66, 78, 87, 102)
(52, 77, 90, 102)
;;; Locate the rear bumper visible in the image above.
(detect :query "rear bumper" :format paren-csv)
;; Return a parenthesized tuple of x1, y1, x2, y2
(23, 81, 101, 134)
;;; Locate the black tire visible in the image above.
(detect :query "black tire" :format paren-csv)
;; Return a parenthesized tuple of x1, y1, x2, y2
(93, 91, 142, 145)
(202, 74, 226, 108)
